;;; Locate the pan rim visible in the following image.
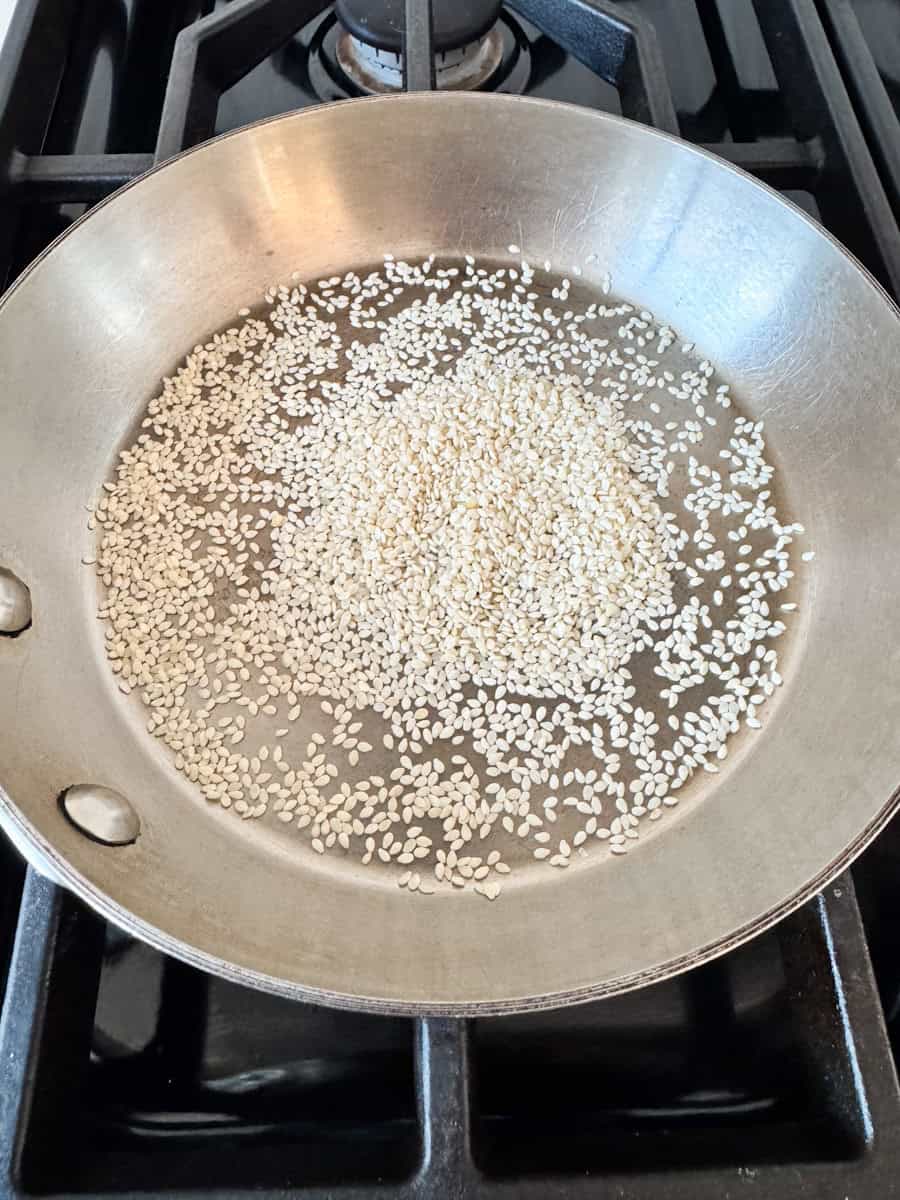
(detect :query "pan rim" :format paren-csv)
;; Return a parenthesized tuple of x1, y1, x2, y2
(2, 780, 897, 1015)
(2, 91, 899, 1015)
(4, 92, 900, 329)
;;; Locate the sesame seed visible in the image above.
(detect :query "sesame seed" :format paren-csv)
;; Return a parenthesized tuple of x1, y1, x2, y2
(90, 252, 798, 900)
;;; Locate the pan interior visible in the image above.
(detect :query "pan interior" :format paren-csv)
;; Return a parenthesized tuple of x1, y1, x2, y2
(87, 253, 805, 895)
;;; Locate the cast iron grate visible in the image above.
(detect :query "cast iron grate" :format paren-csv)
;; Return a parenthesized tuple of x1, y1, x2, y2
(2, 1, 900, 1196)
(3, 0, 900, 290)
(2, 871, 900, 1196)
(814, 1, 900, 221)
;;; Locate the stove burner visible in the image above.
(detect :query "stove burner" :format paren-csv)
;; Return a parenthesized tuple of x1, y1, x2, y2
(335, 25, 505, 94)
(335, 0, 502, 53)
(308, 10, 529, 103)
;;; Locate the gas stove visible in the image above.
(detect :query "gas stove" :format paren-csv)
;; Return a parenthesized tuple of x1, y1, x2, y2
(3, 2, 900, 1197)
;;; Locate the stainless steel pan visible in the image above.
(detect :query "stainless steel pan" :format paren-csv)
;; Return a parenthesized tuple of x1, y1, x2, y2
(2, 93, 900, 1014)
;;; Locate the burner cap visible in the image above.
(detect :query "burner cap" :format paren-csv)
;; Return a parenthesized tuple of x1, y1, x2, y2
(335, 0, 502, 53)
(336, 25, 504, 94)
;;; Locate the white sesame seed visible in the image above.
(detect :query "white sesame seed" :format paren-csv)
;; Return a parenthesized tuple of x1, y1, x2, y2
(91, 252, 797, 899)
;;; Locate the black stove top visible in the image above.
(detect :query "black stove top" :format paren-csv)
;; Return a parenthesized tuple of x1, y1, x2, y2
(3, 2, 900, 1197)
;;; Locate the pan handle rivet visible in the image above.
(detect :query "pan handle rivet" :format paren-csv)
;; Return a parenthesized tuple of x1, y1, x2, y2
(0, 567, 31, 635)
(60, 785, 140, 846)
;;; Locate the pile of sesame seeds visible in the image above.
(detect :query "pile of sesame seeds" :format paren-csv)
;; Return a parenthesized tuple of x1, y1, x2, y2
(90, 253, 809, 900)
